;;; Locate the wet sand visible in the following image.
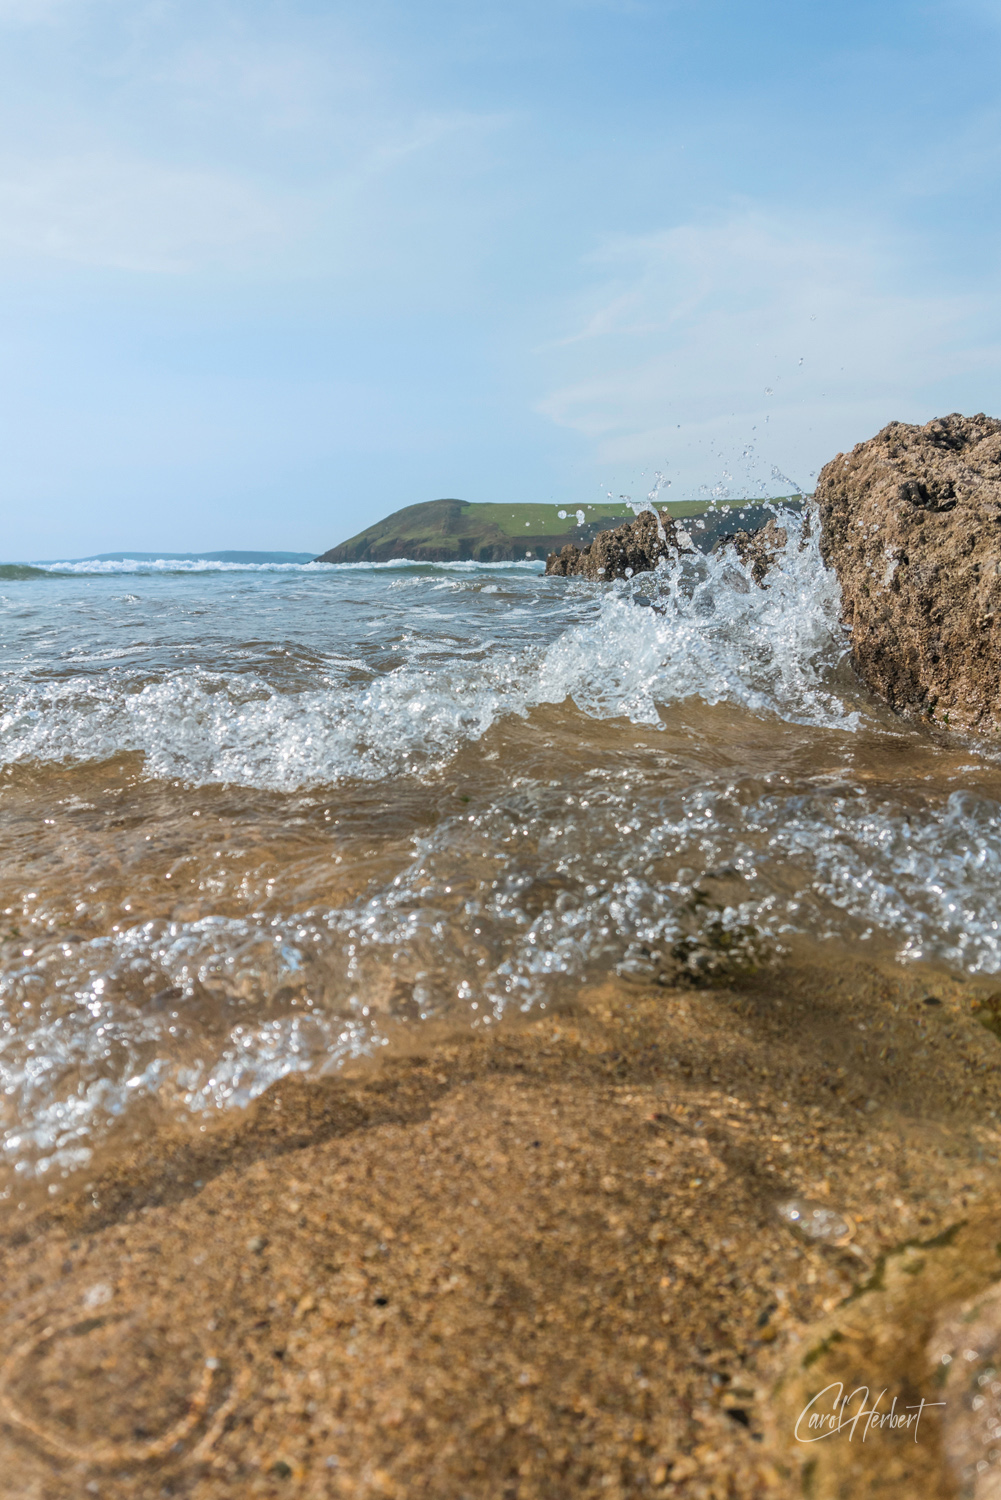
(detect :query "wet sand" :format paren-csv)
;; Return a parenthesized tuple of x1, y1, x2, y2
(3, 950, 1001, 1499)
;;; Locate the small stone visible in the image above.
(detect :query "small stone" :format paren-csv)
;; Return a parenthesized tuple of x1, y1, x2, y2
(246, 1235, 268, 1254)
(669, 1455, 699, 1481)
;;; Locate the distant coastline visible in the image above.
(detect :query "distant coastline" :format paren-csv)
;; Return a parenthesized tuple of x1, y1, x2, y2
(1, 500, 808, 578)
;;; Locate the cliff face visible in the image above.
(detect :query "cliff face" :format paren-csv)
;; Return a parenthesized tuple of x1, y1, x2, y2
(315, 500, 634, 565)
(816, 412, 1001, 734)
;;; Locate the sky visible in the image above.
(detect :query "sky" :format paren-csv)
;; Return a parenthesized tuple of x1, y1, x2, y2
(1, 0, 1000, 558)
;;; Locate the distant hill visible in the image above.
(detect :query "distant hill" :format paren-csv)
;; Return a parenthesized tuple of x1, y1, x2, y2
(315, 500, 636, 563)
(315, 498, 804, 564)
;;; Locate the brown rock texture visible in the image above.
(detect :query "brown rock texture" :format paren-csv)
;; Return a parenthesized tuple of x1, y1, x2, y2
(716, 517, 789, 586)
(545, 509, 690, 579)
(816, 411, 1001, 732)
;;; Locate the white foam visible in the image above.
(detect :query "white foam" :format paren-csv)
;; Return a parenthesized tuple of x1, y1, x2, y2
(2, 512, 856, 789)
(6, 746, 1001, 1185)
(12, 512, 961, 1190)
(31, 557, 548, 576)
(539, 515, 852, 731)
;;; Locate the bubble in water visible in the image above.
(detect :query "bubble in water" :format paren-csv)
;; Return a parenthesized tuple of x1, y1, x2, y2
(777, 1199, 851, 1243)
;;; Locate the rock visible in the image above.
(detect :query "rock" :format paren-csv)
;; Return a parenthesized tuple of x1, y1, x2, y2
(816, 412, 1001, 733)
(547, 505, 796, 582)
(545, 509, 691, 579)
(724, 517, 788, 585)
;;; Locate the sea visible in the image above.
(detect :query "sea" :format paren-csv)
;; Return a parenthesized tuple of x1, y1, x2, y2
(2, 510, 1000, 1212)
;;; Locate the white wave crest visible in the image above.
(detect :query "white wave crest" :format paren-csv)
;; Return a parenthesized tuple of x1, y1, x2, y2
(1, 512, 855, 788)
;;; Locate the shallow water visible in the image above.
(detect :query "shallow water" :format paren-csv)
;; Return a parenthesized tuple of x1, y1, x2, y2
(2, 514, 1000, 1200)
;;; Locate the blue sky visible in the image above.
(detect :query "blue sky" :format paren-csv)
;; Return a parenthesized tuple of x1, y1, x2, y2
(1, 0, 1000, 558)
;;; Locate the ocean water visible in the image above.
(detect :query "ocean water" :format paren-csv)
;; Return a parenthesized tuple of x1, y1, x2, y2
(2, 511, 1000, 1201)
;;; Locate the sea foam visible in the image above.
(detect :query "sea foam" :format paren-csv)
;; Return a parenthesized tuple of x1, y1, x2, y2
(1, 512, 854, 790)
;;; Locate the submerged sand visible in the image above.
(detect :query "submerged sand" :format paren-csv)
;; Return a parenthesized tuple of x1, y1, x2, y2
(2, 951, 1001, 1499)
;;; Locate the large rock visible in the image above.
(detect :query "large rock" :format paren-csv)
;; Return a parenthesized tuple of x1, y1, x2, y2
(545, 509, 690, 579)
(816, 412, 1001, 732)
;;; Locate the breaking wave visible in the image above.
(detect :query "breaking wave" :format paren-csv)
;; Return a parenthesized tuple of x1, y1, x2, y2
(1, 512, 854, 790)
(5, 507, 999, 1192)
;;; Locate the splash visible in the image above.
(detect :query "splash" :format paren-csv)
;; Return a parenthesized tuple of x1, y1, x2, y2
(10, 510, 998, 1194)
(0, 510, 852, 790)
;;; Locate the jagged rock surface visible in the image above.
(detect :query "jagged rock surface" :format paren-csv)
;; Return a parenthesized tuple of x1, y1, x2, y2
(715, 517, 789, 585)
(545, 510, 690, 579)
(816, 411, 1001, 733)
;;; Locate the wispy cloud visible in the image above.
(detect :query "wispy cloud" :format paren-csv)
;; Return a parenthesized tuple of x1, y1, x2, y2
(536, 211, 1001, 496)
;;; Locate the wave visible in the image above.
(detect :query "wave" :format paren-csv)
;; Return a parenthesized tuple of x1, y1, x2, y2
(25, 557, 550, 577)
(0, 515, 855, 789)
(5, 509, 1001, 1190)
(5, 761, 1001, 1185)
(0, 564, 53, 580)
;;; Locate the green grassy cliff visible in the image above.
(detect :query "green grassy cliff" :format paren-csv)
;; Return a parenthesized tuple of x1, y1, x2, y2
(315, 498, 730, 564)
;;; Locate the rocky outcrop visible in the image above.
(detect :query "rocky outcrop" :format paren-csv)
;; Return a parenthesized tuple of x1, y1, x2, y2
(713, 516, 789, 585)
(545, 509, 691, 579)
(546, 504, 798, 583)
(816, 412, 1001, 733)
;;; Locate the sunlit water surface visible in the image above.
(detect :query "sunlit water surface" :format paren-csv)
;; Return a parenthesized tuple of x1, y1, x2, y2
(2, 519, 1000, 1201)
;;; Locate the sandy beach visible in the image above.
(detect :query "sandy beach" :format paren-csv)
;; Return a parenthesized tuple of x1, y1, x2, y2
(3, 946, 999, 1499)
